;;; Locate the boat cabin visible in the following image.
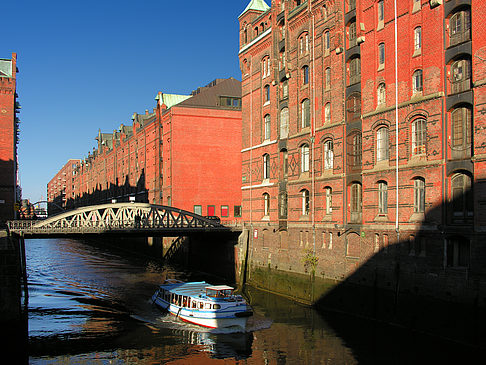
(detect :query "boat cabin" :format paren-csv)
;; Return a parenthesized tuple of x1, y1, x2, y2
(205, 285, 235, 298)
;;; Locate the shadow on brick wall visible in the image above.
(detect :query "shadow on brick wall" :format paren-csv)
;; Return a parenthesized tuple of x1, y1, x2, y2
(50, 170, 148, 215)
(0, 158, 16, 225)
(315, 178, 486, 357)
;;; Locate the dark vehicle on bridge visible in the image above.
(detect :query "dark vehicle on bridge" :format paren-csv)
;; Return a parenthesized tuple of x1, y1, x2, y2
(204, 216, 221, 224)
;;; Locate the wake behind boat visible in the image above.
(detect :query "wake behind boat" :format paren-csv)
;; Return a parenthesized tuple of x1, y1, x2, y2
(152, 279, 253, 330)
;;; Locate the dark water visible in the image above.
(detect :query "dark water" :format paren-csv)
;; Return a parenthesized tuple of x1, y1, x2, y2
(24, 238, 482, 364)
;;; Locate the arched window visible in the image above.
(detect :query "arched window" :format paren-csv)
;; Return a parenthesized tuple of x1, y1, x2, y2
(323, 139, 334, 170)
(301, 189, 310, 215)
(301, 98, 310, 128)
(264, 114, 271, 141)
(378, 43, 385, 67)
(263, 153, 270, 179)
(411, 118, 426, 155)
(302, 65, 309, 85)
(349, 57, 361, 85)
(299, 32, 309, 55)
(346, 92, 361, 123)
(413, 69, 423, 93)
(378, 181, 388, 214)
(281, 149, 288, 178)
(451, 106, 472, 150)
(451, 172, 473, 220)
(350, 182, 362, 222)
(325, 67, 331, 90)
(324, 102, 331, 123)
(325, 187, 332, 215)
(324, 30, 330, 51)
(377, 83, 386, 106)
(263, 193, 270, 216)
(376, 126, 389, 161)
(279, 192, 288, 218)
(262, 56, 271, 78)
(301, 143, 310, 172)
(280, 107, 289, 138)
(413, 177, 425, 213)
(281, 79, 289, 98)
(264, 84, 271, 103)
(348, 20, 357, 48)
(450, 59, 471, 94)
(347, 131, 362, 169)
(414, 27, 422, 51)
(449, 9, 471, 47)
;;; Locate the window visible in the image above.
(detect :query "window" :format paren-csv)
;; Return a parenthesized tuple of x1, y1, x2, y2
(349, 57, 361, 85)
(323, 140, 334, 169)
(325, 67, 331, 90)
(413, 178, 425, 213)
(324, 31, 330, 52)
(414, 27, 422, 52)
(262, 57, 271, 78)
(263, 193, 270, 216)
(301, 99, 310, 128)
(279, 192, 288, 218)
(350, 182, 362, 221)
(451, 107, 472, 149)
(376, 126, 389, 161)
(301, 143, 310, 172)
(378, 181, 388, 214)
(220, 96, 241, 108)
(300, 33, 309, 55)
(324, 103, 331, 123)
(346, 92, 361, 123)
(279, 51, 286, 70)
(378, 43, 385, 67)
(447, 237, 470, 267)
(234, 205, 242, 217)
(263, 153, 270, 179)
(413, 69, 423, 93)
(221, 205, 229, 217)
(451, 173, 473, 220)
(348, 21, 357, 48)
(281, 149, 288, 178)
(325, 187, 332, 215)
(348, 0, 356, 12)
(207, 205, 215, 216)
(302, 65, 309, 85)
(194, 205, 202, 215)
(377, 83, 386, 106)
(378, 0, 384, 22)
(301, 189, 310, 215)
(281, 79, 289, 99)
(411, 118, 426, 155)
(450, 59, 471, 94)
(449, 9, 471, 47)
(280, 107, 289, 138)
(264, 85, 270, 103)
(264, 114, 271, 140)
(348, 132, 362, 169)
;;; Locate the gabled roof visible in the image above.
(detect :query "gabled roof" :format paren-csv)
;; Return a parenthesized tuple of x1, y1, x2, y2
(178, 78, 241, 109)
(155, 93, 191, 109)
(239, 0, 270, 18)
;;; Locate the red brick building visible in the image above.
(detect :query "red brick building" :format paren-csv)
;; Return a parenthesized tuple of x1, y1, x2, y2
(49, 78, 243, 223)
(0, 53, 20, 223)
(47, 159, 81, 214)
(238, 0, 486, 294)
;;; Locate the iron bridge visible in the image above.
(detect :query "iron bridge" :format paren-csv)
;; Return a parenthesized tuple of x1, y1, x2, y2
(7, 203, 231, 237)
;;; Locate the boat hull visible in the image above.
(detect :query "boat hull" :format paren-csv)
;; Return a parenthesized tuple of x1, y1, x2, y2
(152, 295, 251, 330)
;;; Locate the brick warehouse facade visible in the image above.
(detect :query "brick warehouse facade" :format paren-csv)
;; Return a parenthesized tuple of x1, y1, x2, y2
(238, 0, 486, 309)
(48, 78, 243, 223)
(0, 53, 20, 223)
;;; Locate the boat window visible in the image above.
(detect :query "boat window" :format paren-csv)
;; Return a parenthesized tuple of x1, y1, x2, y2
(192, 301, 197, 308)
(205, 303, 212, 309)
(183, 296, 188, 307)
(199, 302, 204, 309)
(213, 304, 221, 309)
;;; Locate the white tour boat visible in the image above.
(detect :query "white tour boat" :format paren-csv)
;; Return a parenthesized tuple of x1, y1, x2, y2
(152, 279, 253, 330)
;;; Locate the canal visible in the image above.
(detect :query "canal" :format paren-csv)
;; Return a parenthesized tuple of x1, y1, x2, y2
(23, 238, 482, 364)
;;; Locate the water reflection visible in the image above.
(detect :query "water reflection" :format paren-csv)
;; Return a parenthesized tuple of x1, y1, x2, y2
(25, 238, 419, 364)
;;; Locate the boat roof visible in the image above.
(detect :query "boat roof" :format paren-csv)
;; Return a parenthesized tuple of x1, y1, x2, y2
(206, 285, 234, 291)
(160, 281, 210, 296)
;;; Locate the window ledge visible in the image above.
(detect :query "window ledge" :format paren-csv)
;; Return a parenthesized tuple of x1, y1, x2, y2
(409, 212, 425, 223)
(412, 49, 422, 58)
(377, 63, 385, 72)
(374, 214, 389, 221)
(262, 215, 270, 221)
(323, 214, 333, 221)
(264, 101, 270, 106)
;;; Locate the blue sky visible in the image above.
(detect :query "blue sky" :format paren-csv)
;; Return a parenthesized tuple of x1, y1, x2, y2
(3, 0, 260, 203)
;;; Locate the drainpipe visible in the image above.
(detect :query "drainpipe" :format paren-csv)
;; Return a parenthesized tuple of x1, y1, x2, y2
(311, 9, 316, 255)
(394, 0, 400, 242)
